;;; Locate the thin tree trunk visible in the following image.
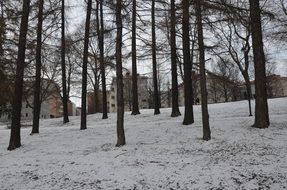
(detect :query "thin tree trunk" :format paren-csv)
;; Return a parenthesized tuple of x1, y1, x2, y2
(96, 0, 108, 119)
(249, 0, 269, 128)
(131, 0, 140, 115)
(182, 0, 194, 125)
(195, 0, 211, 140)
(31, 0, 44, 135)
(170, 0, 181, 117)
(243, 72, 253, 116)
(94, 59, 99, 113)
(116, 0, 126, 147)
(0, 2, 4, 57)
(243, 45, 253, 117)
(8, 0, 31, 150)
(80, 0, 92, 130)
(61, 0, 69, 124)
(151, 0, 160, 115)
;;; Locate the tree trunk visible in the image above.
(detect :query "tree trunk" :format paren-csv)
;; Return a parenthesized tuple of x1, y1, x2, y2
(31, 0, 44, 135)
(8, 0, 31, 151)
(224, 84, 228, 102)
(80, 0, 92, 130)
(249, 0, 269, 128)
(94, 59, 99, 113)
(170, 0, 181, 117)
(61, 0, 69, 124)
(116, 0, 126, 147)
(131, 0, 140, 115)
(243, 71, 253, 116)
(182, 0, 194, 125)
(151, 0, 160, 115)
(195, 0, 211, 140)
(98, 0, 108, 119)
(0, 2, 4, 57)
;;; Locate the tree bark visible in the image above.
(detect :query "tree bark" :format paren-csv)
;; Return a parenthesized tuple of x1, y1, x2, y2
(94, 58, 99, 113)
(131, 0, 140, 115)
(0, 2, 4, 57)
(80, 0, 92, 130)
(243, 71, 253, 116)
(116, 0, 126, 147)
(249, 0, 269, 128)
(8, 0, 31, 150)
(31, 0, 44, 134)
(98, 0, 108, 119)
(195, 0, 211, 140)
(182, 0, 194, 125)
(61, 0, 69, 124)
(152, 0, 160, 115)
(170, 0, 181, 117)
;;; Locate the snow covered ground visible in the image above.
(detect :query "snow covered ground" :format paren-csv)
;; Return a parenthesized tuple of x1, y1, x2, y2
(0, 98, 286, 190)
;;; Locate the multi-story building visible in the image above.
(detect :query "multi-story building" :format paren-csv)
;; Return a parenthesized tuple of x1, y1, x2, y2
(87, 90, 110, 114)
(178, 72, 240, 105)
(250, 74, 287, 98)
(0, 79, 75, 122)
(109, 72, 149, 112)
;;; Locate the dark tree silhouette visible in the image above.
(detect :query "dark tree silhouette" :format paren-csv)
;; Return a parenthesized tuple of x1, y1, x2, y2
(131, 0, 140, 115)
(8, 0, 31, 150)
(182, 0, 194, 125)
(151, 0, 160, 115)
(115, 0, 126, 147)
(249, 0, 269, 128)
(195, 0, 211, 140)
(61, 0, 69, 124)
(81, 0, 92, 130)
(31, 0, 44, 134)
(98, 0, 108, 119)
(170, 0, 181, 117)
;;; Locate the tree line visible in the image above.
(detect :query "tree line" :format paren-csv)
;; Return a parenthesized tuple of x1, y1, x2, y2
(0, 0, 284, 150)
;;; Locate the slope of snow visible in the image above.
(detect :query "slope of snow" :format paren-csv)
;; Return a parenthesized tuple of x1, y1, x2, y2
(0, 98, 286, 189)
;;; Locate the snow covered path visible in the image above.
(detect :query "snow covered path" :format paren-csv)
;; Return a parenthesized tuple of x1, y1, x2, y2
(0, 98, 286, 189)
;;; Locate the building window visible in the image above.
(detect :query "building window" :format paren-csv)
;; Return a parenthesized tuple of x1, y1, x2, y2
(111, 96, 115, 99)
(111, 104, 115, 107)
(142, 99, 147, 102)
(26, 113, 28, 117)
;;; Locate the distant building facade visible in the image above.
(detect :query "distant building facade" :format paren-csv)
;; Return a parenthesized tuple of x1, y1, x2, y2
(0, 79, 76, 122)
(178, 72, 240, 105)
(109, 73, 149, 112)
(87, 91, 110, 114)
(250, 74, 287, 98)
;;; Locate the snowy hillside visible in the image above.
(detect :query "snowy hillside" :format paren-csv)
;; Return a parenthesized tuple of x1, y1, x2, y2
(0, 98, 286, 189)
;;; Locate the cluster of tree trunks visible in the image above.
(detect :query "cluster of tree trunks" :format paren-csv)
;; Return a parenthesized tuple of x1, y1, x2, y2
(6, 0, 271, 150)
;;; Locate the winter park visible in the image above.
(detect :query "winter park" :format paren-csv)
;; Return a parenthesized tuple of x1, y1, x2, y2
(0, 0, 287, 189)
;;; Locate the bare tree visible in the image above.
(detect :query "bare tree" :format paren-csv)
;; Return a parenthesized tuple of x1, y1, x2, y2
(249, 0, 269, 128)
(195, 0, 211, 140)
(8, 0, 31, 151)
(115, 0, 126, 147)
(31, 0, 44, 134)
(81, 0, 93, 130)
(151, 0, 160, 115)
(170, 0, 181, 117)
(61, 0, 69, 124)
(96, 0, 108, 119)
(131, 0, 140, 115)
(182, 0, 194, 125)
